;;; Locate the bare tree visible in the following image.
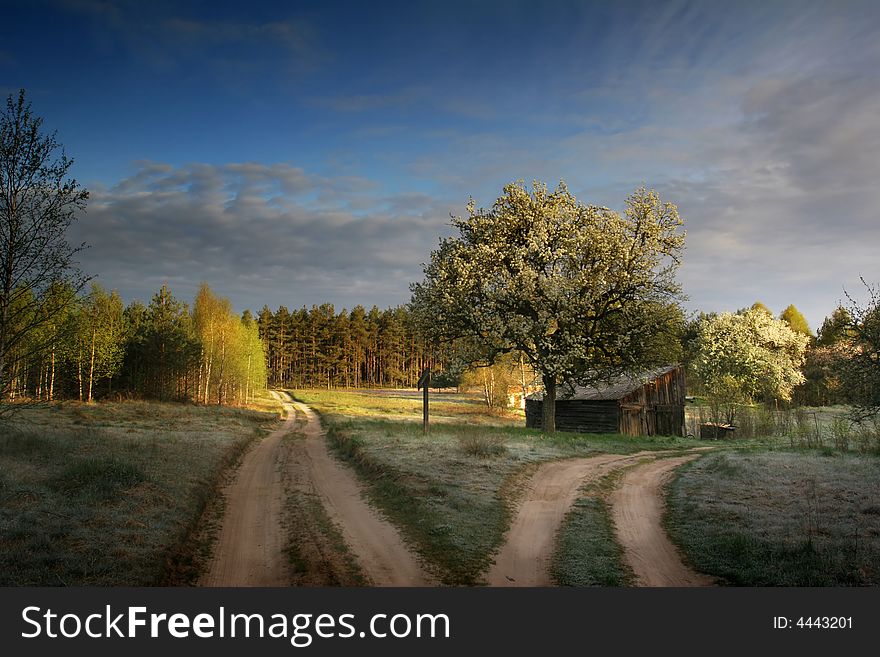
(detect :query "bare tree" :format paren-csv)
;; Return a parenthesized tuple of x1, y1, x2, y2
(843, 278, 880, 423)
(0, 89, 89, 404)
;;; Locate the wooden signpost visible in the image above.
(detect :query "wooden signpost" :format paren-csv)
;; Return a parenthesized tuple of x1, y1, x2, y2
(417, 367, 431, 434)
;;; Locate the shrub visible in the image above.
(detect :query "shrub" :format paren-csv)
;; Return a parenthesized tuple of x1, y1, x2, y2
(831, 416, 852, 452)
(457, 433, 506, 458)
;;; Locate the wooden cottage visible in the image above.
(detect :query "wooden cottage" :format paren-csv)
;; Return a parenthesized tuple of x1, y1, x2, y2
(525, 365, 686, 437)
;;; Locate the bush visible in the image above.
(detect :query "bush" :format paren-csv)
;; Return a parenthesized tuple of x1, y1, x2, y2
(457, 432, 506, 458)
(831, 416, 852, 452)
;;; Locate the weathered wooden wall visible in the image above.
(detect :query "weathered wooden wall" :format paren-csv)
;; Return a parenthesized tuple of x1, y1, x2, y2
(617, 366, 686, 437)
(525, 399, 618, 433)
(525, 366, 686, 437)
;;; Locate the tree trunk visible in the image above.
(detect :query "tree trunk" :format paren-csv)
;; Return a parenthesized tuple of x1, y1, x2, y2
(49, 346, 55, 401)
(542, 373, 557, 434)
(196, 358, 203, 404)
(245, 352, 251, 404)
(88, 328, 96, 403)
(77, 345, 83, 402)
(36, 359, 43, 399)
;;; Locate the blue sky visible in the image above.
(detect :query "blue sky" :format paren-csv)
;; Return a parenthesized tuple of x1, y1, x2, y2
(3, 0, 879, 330)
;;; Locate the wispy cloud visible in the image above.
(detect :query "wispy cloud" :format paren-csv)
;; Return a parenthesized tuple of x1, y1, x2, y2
(53, 0, 326, 78)
(307, 86, 430, 113)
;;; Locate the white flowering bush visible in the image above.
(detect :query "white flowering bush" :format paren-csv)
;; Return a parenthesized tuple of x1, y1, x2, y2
(693, 308, 809, 415)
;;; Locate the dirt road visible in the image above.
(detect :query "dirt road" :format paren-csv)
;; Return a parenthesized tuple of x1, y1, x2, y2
(202, 391, 431, 586)
(201, 391, 295, 586)
(610, 454, 715, 586)
(290, 399, 433, 586)
(486, 451, 656, 586)
(488, 449, 713, 587)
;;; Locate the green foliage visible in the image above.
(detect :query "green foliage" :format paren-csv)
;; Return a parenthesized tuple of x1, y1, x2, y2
(411, 181, 686, 432)
(257, 302, 434, 389)
(64, 284, 125, 402)
(816, 306, 854, 346)
(428, 370, 460, 389)
(193, 284, 267, 405)
(780, 304, 812, 337)
(136, 284, 200, 401)
(459, 353, 533, 409)
(797, 307, 856, 406)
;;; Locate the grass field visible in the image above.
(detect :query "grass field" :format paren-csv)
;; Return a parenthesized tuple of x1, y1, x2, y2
(0, 395, 280, 585)
(292, 388, 714, 585)
(551, 466, 635, 586)
(667, 450, 880, 585)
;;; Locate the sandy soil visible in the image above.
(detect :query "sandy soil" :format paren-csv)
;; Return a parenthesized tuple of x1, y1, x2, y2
(488, 448, 715, 587)
(486, 451, 658, 586)
(610, 454, 715, 587)
(291, 399, 434, 586)
(201, 391, 294, 586)
(202, 392, 432, 586)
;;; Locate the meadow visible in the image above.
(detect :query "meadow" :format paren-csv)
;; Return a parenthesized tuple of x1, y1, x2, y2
(0, 395, 279, 585)
(3, 386, 878, 587)
(667, 449, 880, 585)
(291, 388, 716, 585)
(295, 388, 880, 587)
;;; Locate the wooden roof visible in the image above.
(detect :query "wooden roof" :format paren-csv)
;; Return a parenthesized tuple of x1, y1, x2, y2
(526, 365, 681, 402)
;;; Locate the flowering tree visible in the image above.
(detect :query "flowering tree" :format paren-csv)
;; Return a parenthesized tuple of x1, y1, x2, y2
(410, 181, 685, 433)
(692, 308, 809, 421)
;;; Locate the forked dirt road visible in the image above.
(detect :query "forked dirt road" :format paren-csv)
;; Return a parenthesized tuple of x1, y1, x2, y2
(487, 448, 714, 587)
(204, 388, 708, 588)
(487, 451, 655, 586)
(203, 391, 431, 586)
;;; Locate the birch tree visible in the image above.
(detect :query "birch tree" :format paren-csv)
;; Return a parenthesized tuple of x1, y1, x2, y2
(410, 181, 685, 433)
(79, 284, 124, 402)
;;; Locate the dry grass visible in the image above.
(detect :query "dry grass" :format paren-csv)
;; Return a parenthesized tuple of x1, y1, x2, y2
(667, 450, 880, 585)
(293, 387, 713, 584)
(0, 392, 279, 585)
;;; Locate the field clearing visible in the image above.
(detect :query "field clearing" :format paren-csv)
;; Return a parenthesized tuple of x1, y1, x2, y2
(292, 388, 525, 425)
(667, 450, 880, 585)
(0, 394, 280, 585)
(292, 388, 717, 584)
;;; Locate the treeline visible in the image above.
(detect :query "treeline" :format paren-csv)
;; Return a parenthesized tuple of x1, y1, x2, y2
(5, 282, 266, 405)
(256, 304, 439, 389)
